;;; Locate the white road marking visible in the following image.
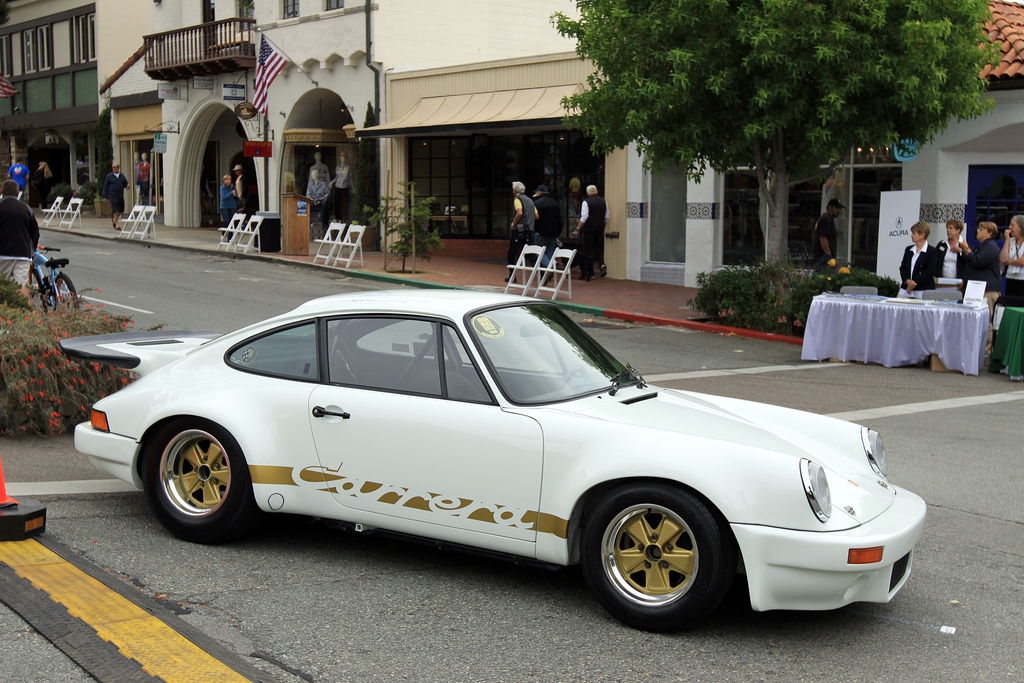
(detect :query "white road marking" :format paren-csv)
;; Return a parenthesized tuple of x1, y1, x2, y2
(6, 479, 139, 496)
(647, 363, 850, 382)
(827, 390, 1024, 422)
(80, 296, 154, 314)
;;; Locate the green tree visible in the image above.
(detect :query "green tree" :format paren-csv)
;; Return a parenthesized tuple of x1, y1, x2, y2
(95, 102, 113, 178)
(366, 181, 441, 273)
(354, 102, 379, 225)
(556, 0, 998, 259)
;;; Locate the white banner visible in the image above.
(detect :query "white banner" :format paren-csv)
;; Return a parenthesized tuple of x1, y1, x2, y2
(876, 190, 921, 281)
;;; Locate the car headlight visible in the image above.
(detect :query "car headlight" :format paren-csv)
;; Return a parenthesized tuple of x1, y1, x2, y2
(861, 427, 888, 477)
(800, 459, 832, 523)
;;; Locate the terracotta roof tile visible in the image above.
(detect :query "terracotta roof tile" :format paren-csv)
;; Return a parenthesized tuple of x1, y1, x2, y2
(985, 0, 1024, 82)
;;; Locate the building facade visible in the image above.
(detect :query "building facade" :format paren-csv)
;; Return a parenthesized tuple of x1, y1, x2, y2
(0, 0, 149, 205)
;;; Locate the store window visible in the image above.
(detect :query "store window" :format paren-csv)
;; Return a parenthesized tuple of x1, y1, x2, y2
(407, 131, 602, 239)
(281, 140, 357, 228)
(968, 168, 1024, 240)
(723, 148, 901, 270)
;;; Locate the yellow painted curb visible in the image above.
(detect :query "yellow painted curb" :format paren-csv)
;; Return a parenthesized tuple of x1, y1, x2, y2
(0, 539, 249, 682)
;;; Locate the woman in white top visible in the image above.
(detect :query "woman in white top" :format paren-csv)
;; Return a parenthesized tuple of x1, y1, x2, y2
(934, 219, 965, 280)
(1000, 214, 1024, 296)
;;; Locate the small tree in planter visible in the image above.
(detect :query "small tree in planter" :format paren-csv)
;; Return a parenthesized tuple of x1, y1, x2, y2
(366, 181, 441, 273)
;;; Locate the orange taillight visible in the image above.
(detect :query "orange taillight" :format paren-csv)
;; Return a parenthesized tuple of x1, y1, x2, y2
(848, 546, 884, 564)
(91, 409, 109, 432)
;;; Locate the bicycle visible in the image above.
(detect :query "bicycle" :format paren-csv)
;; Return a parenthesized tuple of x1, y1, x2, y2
(28, 246, 77, 310)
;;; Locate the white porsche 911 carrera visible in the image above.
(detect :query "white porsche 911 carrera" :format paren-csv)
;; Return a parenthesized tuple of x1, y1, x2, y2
(61, 290, 925, 631)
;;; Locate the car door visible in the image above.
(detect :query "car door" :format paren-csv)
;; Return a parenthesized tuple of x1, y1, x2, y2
(307, 316, 545, 549)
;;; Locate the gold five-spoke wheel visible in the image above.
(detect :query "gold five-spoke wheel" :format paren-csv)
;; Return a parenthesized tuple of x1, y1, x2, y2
(160, 429, 231, 517)
(602, 504, 697, 605)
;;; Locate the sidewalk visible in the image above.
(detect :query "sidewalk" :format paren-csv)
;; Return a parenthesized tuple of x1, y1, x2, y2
(40, 212, 798, 342)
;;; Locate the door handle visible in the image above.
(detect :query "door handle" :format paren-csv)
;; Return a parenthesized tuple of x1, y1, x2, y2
(312, 405, 350, 419)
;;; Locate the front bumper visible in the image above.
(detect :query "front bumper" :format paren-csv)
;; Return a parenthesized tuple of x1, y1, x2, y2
(732, 486, 927, 612)
(74, 423, 143, 490)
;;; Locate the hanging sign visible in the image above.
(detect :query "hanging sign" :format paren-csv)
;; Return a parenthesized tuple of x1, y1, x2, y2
(153, 133, 168, 154)
(44, 129, 60, 144)
(244, 140, 273, 157)
(235, 102, 258, 120)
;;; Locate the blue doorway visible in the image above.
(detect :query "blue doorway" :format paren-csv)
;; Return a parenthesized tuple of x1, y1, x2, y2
(966, 165, 1024, 243)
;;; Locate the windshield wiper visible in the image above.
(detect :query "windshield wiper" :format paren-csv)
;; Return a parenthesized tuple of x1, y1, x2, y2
(609, 364, 646, 396)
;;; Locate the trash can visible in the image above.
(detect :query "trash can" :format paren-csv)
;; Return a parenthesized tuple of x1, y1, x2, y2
(257, 211, 281, 253)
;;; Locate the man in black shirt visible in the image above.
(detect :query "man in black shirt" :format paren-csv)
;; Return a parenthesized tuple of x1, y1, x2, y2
(812, 198, 844, 269)
(0, 179, 40, 297)
(532, 184, 563, 267)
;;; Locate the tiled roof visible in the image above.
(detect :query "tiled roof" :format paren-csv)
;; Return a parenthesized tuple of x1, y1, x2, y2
(985, 0, 1024, 81)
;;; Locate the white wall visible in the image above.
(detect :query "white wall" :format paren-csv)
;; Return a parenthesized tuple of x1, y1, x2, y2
(376, 0, 577, 71)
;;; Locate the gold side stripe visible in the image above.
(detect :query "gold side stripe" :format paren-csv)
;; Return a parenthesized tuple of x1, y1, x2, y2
(249, 464, 298, 486)
(0, 540, 249, 682)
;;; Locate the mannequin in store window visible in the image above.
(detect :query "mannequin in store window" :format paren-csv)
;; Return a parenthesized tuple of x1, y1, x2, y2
(136, 153, 151, 205)
(308, 151, 329, 186)
(334, 151, 352, 222)
(306, 168, 330, 240)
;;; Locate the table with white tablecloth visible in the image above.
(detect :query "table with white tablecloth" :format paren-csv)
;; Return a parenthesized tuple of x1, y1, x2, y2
(801, 294, 989, 375)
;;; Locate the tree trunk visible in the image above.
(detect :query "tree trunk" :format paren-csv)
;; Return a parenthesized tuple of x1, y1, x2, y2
(768, 167, 789, 261)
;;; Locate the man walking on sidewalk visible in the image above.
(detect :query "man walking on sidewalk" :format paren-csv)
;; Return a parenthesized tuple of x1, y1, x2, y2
(533, 184, 562, 267)
(572, 185, 608, 281)
(102, 162, 130, 231)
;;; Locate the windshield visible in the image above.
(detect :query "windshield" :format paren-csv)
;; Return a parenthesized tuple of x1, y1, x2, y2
(467, 304, 628, 404)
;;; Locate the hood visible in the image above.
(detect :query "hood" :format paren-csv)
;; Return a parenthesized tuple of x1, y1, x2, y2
(570, 386, 872, 477)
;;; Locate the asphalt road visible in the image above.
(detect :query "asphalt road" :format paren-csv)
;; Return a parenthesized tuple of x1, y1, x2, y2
(2, 235, 1022, 682)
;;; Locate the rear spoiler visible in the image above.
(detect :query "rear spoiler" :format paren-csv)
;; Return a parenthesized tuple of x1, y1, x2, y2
(59, 331, 220, 373)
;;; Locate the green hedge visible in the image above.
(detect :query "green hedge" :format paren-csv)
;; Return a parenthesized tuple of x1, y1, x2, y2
(690, 261, 899, 336)
(1, 278, 136, 436)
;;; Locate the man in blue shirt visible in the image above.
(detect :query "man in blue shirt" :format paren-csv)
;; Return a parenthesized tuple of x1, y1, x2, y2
(7, 157, 29, 199)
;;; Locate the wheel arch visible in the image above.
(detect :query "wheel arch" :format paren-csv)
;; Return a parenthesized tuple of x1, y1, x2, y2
(564, 476, 739, 569)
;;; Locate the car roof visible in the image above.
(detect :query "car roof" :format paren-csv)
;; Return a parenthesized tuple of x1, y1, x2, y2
(288, 289, 538, 319)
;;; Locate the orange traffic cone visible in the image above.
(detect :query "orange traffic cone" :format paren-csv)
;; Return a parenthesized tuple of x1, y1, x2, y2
(0, 450, 18, 508)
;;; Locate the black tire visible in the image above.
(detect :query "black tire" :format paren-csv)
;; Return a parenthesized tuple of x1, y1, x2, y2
(27, 266, 48, 310)
(581, 484, 736, 631)
(141, 418, 262, 543)
(54, 273, 76, 304)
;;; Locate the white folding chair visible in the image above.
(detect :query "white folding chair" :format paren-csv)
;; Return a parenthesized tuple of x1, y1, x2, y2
(233, 214, 264, 253)
(314, 222, 347, 264)
(115, 205, 144, 239)
(504, 244, 545, 295)
(41, 196, 65, 227)
(532, 248, 577, 300)
(126, 206, 157, 240)
(218, 213, 246, 250)
(57, 198, 84, 229)
(332, 224, 365, 268)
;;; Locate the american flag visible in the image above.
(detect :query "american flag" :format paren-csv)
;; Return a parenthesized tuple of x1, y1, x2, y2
(254, 35, 287, 117)
(0, 73, 17, 99)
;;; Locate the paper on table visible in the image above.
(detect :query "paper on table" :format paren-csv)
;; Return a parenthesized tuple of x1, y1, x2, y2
(963, 280, 988, 308)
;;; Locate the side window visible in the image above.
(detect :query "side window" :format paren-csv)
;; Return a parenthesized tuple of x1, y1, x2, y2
(326, 317, 491, 402)
(227, 322, 319, 381)
(441, 325, 491, 403)
(328, 317, 441, 396)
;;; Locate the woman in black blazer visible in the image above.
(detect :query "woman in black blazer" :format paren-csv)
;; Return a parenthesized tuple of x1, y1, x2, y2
(934, 219, 966, 281)
(899, 221, 937, 298)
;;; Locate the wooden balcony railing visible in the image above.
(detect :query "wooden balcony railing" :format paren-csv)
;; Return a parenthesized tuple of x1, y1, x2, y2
(144, 18, 256, 81)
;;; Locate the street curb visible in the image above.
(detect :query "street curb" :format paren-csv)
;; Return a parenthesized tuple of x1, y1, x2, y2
(45, 226, 803, 346)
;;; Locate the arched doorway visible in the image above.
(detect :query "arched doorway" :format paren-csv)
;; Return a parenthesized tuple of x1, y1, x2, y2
(171, 101, 257, 228)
